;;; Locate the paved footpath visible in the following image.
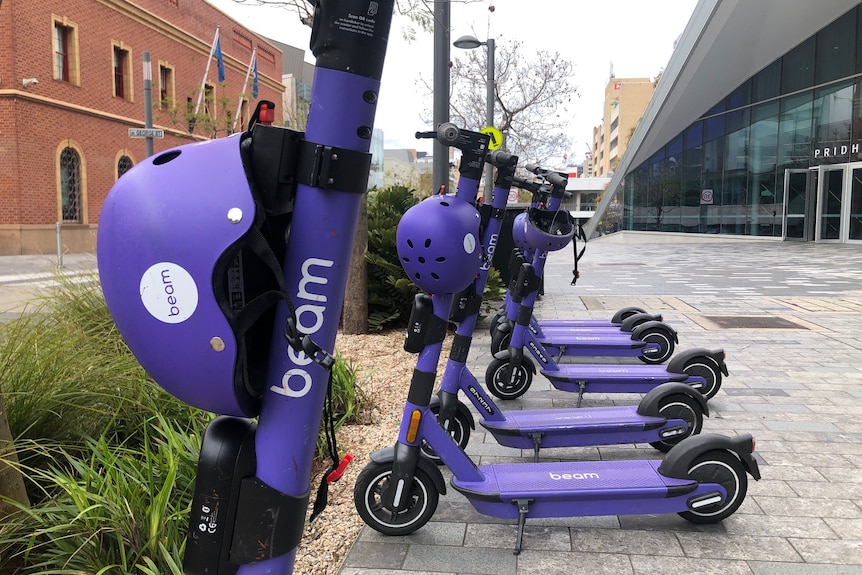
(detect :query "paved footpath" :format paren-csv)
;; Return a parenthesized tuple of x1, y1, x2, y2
(340, 234, 862, 575)
(0, 253, 97, 319)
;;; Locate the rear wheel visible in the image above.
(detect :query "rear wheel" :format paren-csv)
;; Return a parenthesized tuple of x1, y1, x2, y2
(649, 393, 703, 452)
(682, 357, 721, 399)
(485, 357, 533, 400)
(678, 450, 747, 523)
(638, 328, 675, 364)
(354, 462, 439, 536)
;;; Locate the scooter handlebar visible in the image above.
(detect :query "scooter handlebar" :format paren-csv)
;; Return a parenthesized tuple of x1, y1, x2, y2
(415, 122, 461, 146)
(487, 149, 518, 168)
(547, 172, 568, 188)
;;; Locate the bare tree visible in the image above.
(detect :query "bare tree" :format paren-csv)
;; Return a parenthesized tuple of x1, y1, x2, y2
(449, 38, 576, 164)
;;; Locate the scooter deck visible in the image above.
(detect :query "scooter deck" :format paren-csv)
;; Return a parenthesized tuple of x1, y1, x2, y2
(536, 333, 646, 350)
(480, 406, 678, 449)
(451, 459, 718, 519)
(536, 325, 637, 336)
(542, 364, 695, 394)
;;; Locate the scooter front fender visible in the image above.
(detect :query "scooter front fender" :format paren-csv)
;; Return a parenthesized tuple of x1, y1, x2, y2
(637, 382, 709, 418)
(630, 320, 678, 343)
(369, 446, 448, 495)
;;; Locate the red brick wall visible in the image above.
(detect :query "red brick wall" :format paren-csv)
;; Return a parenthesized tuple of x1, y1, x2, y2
(0, 0, 285, 254)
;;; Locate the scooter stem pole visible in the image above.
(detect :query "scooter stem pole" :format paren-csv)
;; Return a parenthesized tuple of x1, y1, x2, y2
(239, 3, 394, 574)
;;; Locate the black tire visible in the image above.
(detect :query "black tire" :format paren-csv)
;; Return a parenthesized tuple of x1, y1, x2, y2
(612, 306, 648, 323)
(490, 329, 512, 355)
(678, 450, 748, 523)
(638, 328, 675, 365)
(682, 357, 721, 399)
(489, 309, 506, 335)
(420, 403, 472, 464)
(484, 357, 533, 400)
(649, 393, 704, 452)
(354, 461, 439, 536)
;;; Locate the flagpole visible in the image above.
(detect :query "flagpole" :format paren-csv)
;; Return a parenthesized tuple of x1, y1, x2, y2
(195, 26, 220, 116)
(233, 49, 256, 132)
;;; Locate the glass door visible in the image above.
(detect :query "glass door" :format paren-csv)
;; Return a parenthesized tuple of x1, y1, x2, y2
(783, 169, 814, 240)
(817, 166, 845, 241)
(850, 162, 862, 242)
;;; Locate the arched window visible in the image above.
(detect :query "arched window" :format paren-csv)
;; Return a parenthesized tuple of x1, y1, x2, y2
(60, 147, 81, 222)
(117, 155, 134, 179)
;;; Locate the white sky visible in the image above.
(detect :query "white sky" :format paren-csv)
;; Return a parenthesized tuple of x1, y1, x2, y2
(206, 0, 698, 164)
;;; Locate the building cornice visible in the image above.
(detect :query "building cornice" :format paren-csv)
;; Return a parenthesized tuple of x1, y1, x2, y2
(0, 90, 206, 140)
(94, 0, 284, 93)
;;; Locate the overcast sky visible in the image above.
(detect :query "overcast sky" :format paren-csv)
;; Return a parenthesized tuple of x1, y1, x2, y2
(206, 0, 698, 164)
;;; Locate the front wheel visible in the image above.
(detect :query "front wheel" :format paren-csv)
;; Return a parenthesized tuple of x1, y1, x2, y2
(683, 358, 721, 399)
(678, 450, 748, 523)
(637, 328, 675, 365)
(649, 393, 703, 452)
(490, 329, 512, 355)
(420, 403, 472, 464)
(354, 462, 439, 536)
(484, 357, 533, 400)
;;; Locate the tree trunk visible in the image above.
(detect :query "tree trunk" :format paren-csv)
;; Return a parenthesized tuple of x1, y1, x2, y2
(0, 392, 29, 519)
(342, 197, 368, 334)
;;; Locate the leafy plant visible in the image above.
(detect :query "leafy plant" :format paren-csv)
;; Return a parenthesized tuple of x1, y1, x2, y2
(366, 185, 421, 330)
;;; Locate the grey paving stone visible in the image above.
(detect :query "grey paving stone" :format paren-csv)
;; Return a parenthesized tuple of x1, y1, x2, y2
(568, 527, 684, 556)
(789, 537, 862, 563)
(402, 543, 516, 575)
(749, 563, 862, 575)
(675, 533, 802, 561)
(515, 550, 633, 575)
(342, 541, 408, 570)
(359, 521, 466, 546)
(631, 555, 754, 575)
(465, 523, 571, 551)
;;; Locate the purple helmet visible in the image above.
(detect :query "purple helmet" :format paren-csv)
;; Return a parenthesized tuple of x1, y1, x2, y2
(98, 134, 281, 417)
(524, 207, 575, 252)
(396, 194, 481, 294)
(512, 211, 530, 251)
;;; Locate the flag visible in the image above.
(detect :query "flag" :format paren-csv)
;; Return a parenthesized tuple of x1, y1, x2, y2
(214, 36, 226, 83)
(251, 55, 259, 99)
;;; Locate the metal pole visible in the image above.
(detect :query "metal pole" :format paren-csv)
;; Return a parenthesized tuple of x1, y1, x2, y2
(433, 0, 451, 193)
(484, 38, 495, 198)
(143, 51, 154, 157)
(55, 222, 63, 268)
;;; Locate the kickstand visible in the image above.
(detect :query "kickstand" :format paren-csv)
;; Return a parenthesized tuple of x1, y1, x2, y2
(513, 499, 532, 555)
(529, 433, 543, 463)
(576, 381, 586, 408)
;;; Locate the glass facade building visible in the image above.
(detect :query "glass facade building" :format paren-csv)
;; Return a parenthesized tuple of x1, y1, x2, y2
(623, 4, 862, 243)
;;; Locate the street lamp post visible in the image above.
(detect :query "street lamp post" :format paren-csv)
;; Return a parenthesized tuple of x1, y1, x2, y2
(454, 34, 495, 199)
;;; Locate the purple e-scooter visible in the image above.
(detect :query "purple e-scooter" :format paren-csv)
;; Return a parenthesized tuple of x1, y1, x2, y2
(97, 2, 395, 574)
(414, 125, 707, 461)
(354, 149, 760, 554)
(487, 168, 728, 405)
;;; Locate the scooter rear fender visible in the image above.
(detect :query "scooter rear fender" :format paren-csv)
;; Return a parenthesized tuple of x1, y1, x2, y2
(369, 446, 448, 495)
(658, 433, 760, 481)
(637, 382, 709, 418)
(630, 320, 678, 343)
(667, 348, 726, 375)
(619, 313, 665, 332)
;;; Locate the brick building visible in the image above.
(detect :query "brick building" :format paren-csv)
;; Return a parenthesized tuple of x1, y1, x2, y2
(0, 0, 284, 254)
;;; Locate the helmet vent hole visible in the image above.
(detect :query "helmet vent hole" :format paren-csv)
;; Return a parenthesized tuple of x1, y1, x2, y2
(407, 239, 414, 248)
(414, 273, 421, 279)
(440, 201, 450, 207)
(424, 239, 432, 248)
(418, 257, 426, 263)
(435, 257, 445, 262)
(431, 273, 440, 280)
(153, 150, 182, 165)
(402, 257, 410, 262)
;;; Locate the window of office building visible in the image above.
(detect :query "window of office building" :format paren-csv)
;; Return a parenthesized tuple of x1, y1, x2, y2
(53, 17, 79, 85)
(117, 155, 134, 179)
(113, 43, 132, 100)
(623, 5, 862, 240)
(159, 63, 175, 108)
(59, 147, 82, 223)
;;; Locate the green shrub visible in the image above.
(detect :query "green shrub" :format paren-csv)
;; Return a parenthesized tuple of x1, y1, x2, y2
(366, 185, 420, 331)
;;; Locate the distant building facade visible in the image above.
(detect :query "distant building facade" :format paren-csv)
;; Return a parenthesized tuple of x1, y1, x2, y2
(590, 77, 655, 177)
(0, 0, 284, 254)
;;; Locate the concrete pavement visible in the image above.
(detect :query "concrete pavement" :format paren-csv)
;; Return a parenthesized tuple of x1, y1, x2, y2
(340, 234, 862, 575)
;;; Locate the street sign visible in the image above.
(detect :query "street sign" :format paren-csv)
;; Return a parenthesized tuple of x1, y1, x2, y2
(128, 128, 164, 139)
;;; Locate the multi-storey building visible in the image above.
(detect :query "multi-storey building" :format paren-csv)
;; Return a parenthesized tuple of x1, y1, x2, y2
(0, 0, 284, 254)
(590, 77, 655, 177)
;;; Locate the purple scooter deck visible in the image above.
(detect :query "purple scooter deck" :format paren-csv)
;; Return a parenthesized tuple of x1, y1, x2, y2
(480, 406, 673, 449)
(542, 364, 691, 394)
(451, 459, 709, 519)
(537, 332, 645, 350)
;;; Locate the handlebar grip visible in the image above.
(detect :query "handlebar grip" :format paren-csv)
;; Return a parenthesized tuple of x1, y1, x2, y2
(437, 123, 460, 145)
(487, 150, 518, 167)
(525, 163, 541, 174)
(547, 172, 568, 188)
(415, 130, 436, 139)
